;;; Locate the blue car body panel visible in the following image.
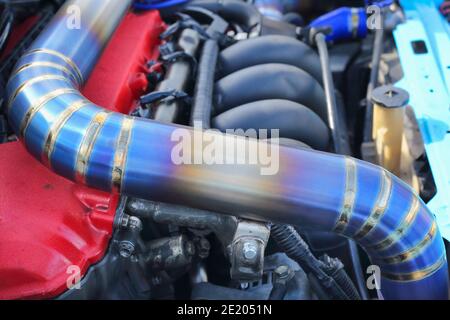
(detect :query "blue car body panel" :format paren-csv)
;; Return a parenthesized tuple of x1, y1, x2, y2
(394, 0, 450, 239)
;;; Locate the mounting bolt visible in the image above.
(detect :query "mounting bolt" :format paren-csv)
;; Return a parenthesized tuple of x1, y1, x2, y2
(242, 240, 258, 260)
(119, 240, 135, 258)
(274, 265, 290, 279)
(273, 265, 294, 285)
(127, 216, 143, 231)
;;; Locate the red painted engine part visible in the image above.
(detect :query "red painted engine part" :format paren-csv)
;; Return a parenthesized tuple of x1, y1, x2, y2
(0, 10, 163, 299)
(0, 142, 118, 300)
(83, 10, 164, 114)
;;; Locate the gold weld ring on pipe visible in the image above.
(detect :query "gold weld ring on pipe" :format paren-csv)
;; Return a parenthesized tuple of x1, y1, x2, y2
(42, 100, 92, 168)
(10, 61, 79, 85)
(382, 254, 446, 282)
(22, 48, 84, 86)
(74, 110, 112, 184)
(19, 88, 79, 138)
(334, 157, 357, 234)
(376, 221, 437, 265)
(112, 116, 134, 194)
(353, 170, 393, 241)
(7, 73, 75, 113)
(369, 197, 421, 251)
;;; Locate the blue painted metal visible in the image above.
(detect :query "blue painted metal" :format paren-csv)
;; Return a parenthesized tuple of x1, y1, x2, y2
(394, 0, 450, 240)
(134, 0, 190, 10)
(5, 0, 449, 299)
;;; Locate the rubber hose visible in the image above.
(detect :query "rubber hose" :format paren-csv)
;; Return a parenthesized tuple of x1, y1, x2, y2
(271, 225, 321, 273)
(217, 35, 322, 83)
(0, 7, 13, 54)
(214, 63, 327, 122)
(182, 0, 261, 33)
(308, 273, 331, 300)
(190, 39, 219, 128)
(271, 224, 358, 300)
(331, 266, 361, 300)
(212, 99, 330, 151)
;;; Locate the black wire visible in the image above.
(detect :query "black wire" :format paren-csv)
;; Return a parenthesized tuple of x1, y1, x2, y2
(190, 38, 218, 129)
(0, 5, 14, 53)
(271, 224, 354, 300)
(348, 240, 370, 300)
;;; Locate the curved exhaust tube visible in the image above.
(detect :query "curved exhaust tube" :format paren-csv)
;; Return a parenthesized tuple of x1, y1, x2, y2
(6, 0, 448, 299)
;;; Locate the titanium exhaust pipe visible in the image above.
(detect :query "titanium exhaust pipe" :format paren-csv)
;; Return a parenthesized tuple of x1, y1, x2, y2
(6, 0, 449, 299)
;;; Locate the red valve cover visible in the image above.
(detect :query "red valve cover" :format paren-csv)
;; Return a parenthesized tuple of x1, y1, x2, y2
(0, 10, 163, 299)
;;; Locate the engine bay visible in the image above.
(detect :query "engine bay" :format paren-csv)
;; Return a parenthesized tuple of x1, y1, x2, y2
(0, 0, 449, 301)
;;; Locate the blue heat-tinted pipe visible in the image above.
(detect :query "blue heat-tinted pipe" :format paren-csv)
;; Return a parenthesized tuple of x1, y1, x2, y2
(310, 7, 368, 42)
(6, 0, 449, 299)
